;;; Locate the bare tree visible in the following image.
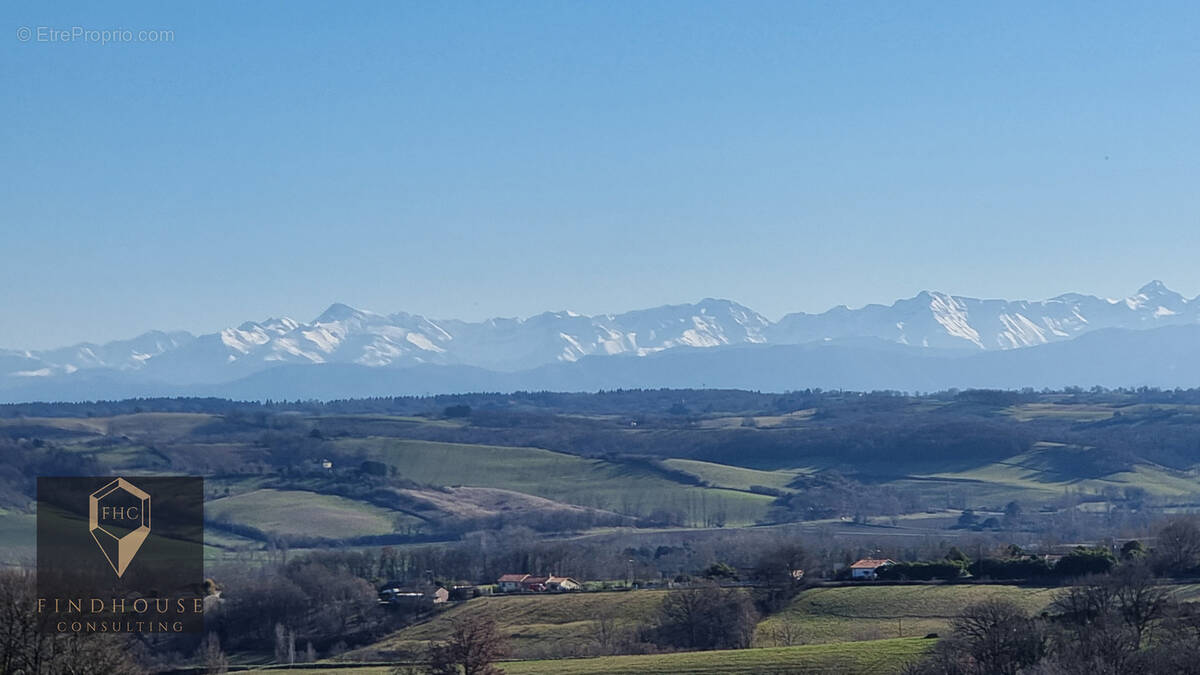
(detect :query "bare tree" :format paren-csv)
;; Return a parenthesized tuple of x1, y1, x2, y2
(0, 570, 142, 675)
(198, 633, 229, 674)
(273, 622, 295, 665)
(1052, 567, 1174, 650)
(0, 569, 51, 675)
(426, 615, 510, 675)
(948, 598, 1046, 675)
(771, 617, 801, 647)
(1110, 564, 1173, 648)
(655, 583, 759, 651)
(1051, 576, 1118, 626)
(753, 543, 808, 613)
(593, 605, 625, 654)
(1152, 517, 1200, 575)
(49, 632, 144, 675)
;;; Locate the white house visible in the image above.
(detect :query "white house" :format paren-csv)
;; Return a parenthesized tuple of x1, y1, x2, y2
(850, 558, 895, 580)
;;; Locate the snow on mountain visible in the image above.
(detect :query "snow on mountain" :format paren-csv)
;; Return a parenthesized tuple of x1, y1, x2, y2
(3, 282, 1198, 389)
(431, 298, 769, 371)
(768, 281, 1200, 351)
(0, 298, 771, 384)
(8, 331, 196, 378)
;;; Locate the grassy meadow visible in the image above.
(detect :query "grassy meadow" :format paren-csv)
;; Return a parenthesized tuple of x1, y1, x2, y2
(339, 438, 776, 526)
(661, 458, 806, 492)
(350, 590, 676, 660)
(252, 638, 934, 674)
(755, 585, 1059, 646)
(207, 488, 418, 539)
(499, 638, 935, 674)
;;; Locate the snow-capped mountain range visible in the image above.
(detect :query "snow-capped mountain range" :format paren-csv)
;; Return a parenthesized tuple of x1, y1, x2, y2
(3, 281, 1199, 400)
(770, 280, 1193, 350)
(2, 281, 1196, 381)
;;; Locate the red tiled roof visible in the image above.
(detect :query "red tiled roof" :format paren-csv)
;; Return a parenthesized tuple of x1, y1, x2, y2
(850, 559, 894, 569)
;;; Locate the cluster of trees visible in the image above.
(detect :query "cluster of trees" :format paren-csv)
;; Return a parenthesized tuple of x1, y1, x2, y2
(772, 470, 923, 522)
(881, 546, 1118, 582)
(883, 542, 1113, 581)
(879, 560, 970, 582)
(650, 583, 759, 651)
(207, 552, 396, 656)
(906, 565, 1197, 674)
(875, 526, 1200, 584)
(0, 570, 143, 675)
(0, 436, 105, 509)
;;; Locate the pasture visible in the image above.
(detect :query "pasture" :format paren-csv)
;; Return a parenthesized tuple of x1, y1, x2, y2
(350, 590, 674, 661)
(755, 584, 1059, 646)
(338, 438, 776, 526)
(207, 488, 416, 540)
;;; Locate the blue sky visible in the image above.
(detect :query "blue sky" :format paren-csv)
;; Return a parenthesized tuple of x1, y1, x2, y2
(3, 1, 1199, 349)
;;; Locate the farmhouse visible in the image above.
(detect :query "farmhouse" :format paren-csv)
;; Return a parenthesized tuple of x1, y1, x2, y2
(530, 575, 582, 592)
(497, 574, 531, 593)
(496, 574, 582, 592)
(378, 585, 449, 607)
(850, 559, 895, 580)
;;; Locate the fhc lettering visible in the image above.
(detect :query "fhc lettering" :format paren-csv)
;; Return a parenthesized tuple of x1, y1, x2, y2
(101, 506, 142, 520)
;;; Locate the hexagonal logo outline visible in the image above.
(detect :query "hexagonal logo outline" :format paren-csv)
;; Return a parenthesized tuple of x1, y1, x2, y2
(88, 477, 151, 578)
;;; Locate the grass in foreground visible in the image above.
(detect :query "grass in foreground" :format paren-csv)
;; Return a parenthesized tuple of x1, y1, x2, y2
(349, 591, 674, 660)
(249, 638, 932, 675)
(501, 638, 935, 674)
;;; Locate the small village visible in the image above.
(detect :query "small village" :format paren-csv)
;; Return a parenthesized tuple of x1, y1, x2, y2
(374, 546, 1106, 616)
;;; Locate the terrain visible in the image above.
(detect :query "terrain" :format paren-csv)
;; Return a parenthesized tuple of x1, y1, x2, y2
(5, 387, 1200, 564)
(8, 388, 1200, 673)
(352, 584, 1056, 661)
(7, 282, 1200, 401)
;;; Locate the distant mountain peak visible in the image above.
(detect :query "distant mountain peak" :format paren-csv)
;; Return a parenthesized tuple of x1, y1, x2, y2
(315, 302, 367, 323)
(1136, 280, 1179, 297)
(5, 284, 1200, 400)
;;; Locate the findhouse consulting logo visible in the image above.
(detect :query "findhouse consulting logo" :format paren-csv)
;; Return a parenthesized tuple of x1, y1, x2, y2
(89, 478, 151, 578)
(38, 476, 205, 634)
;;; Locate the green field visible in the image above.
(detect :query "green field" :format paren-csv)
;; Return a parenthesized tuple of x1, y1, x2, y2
(352, 590, 675, 660)
(339, 438, 775, 526)
(356, 584, 1037, 665)
(1002, 403, 1118, 422)
(0, 412, 220, 440)
(661, 459, 805, 492)
(0, 510, 35, 565)
(207, 488, 418, 540)
(755, 585, 1059, 646)
(501, 638, 934, 674)
(254, 638, 933, 674)
(915, 442, 1200, 502)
